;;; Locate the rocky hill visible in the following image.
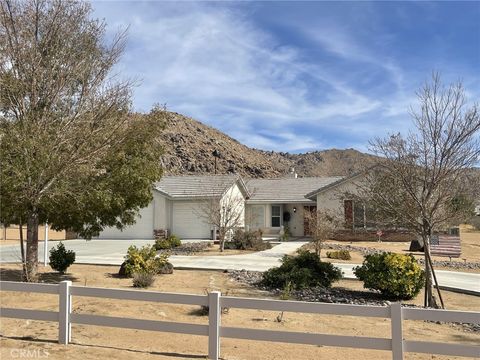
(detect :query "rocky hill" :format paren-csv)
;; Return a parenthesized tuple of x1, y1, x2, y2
(159, 112, 378, 178)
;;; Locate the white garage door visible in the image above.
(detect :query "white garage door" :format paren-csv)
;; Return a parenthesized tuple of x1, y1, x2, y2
(172, 201, 211, 239)
(98, 203, 154, 239)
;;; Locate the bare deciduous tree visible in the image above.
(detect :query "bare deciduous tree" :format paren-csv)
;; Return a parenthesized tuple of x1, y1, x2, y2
(197, 179, 246, 252)
(304, 209, 340, 257)
(365, 73, 479, 308)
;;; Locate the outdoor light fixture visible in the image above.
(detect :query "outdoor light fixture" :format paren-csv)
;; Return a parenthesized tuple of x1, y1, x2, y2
(293, 207, 297, 213)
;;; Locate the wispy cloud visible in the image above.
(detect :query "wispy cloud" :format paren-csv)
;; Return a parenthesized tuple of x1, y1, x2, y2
(93, 1, 480, 152)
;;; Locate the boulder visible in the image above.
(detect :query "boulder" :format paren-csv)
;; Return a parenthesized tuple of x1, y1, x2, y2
(409, 239, 424, 252)
(157, 262, 174, 274)
(118, 261, 128, 276)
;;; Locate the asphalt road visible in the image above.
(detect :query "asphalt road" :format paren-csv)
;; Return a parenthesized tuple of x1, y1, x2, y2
(1, 239, 478, 295)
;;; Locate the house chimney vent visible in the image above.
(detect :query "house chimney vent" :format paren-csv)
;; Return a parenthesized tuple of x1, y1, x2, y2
(288, 167, 298, 179)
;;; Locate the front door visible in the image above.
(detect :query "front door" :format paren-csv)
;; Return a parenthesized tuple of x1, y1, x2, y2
(303, 206, 317, 236)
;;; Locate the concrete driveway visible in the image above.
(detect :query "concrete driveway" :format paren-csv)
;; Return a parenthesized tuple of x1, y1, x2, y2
(0, 239, 305, 269)
(0, 239, 156, 265)
(1, 239, 478, 295)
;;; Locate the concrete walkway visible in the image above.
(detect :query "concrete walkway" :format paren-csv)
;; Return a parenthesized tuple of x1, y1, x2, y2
(171, 241, 307, 271)
(1, 239, 478, 295)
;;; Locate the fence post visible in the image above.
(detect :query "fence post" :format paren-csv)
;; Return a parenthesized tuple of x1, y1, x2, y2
(59, 280, 72, 345)
(208, 291, 221, 360)
(390, 302, 404, 360)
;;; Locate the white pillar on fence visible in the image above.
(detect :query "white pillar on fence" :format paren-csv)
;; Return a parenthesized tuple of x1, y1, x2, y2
(44, 223, 49, 266)
(208, 291, 221, 360)
(59, 280, 72, 344)
(390, 302, 404, 360)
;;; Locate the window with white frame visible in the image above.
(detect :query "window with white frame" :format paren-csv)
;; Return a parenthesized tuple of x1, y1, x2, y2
(271, 205, 281, 227)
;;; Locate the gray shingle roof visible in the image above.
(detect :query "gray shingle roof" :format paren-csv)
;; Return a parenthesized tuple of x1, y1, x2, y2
(246, 177, 344, 203)
(154, 175, 246, 199)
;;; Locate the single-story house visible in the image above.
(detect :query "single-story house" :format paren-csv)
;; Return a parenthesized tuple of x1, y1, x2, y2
(306, 171, 370, 230)
(98, 175, 249, 239)
(245, 176, 343, 237)
(97, 169, 367, 240)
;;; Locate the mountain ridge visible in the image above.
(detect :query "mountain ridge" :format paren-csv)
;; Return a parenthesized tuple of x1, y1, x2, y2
(159, 112, 378, 178)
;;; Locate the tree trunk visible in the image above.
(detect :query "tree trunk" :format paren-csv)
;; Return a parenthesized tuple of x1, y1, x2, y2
(218, 228, 226, 252)
(426, 250, 445, 309)
(219, 235, 225, 252)
(19, 223, 28, 281)
(314, 239, 321, 257)
(25, 213, 39, 281)
(423, 235, 438, 308)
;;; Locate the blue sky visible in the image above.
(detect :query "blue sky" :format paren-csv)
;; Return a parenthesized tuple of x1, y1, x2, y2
(92, 1, 480, 153)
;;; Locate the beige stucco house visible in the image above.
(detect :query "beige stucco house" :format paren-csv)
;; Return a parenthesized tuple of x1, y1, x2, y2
(98, 175, 249, 239)
(244, 176, 343, 237)
(306, 171, 370, 230)
(96, 171, 367, 240)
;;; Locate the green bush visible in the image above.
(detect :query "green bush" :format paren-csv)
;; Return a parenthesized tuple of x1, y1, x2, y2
(354, 252, 424, 300)
(225, 229, 271, 251)
(132, 271, 155, 288)
(326, 250, 352, 260)
(154, 235, 181, 250)
(123, 245, 170, 278)
(49, 242, 76, 274)
(261, 250, 342, 290)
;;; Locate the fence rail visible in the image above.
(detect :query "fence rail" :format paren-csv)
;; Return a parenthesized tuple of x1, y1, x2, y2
(1, 280, 479, 360)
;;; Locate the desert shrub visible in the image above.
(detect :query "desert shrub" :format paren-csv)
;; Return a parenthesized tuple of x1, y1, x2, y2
(132, 271, 155, 288)
(167, 235, 181, 247)
(49, 242, 76, 274)
(261, 250, 342, 290)
(326, 250, 352, 260)
(123, 245, 170, 278)
(225, 229, 271, 251)
(154, 235, 181, 250)
(154, 239, 172, 250)
(354, 252, 424, 300)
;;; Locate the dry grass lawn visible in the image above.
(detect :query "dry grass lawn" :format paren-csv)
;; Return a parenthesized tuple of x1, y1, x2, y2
(0, 263, 478, 360)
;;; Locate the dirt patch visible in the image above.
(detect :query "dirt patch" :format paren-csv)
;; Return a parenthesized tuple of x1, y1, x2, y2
(300, 229, 480, 273)
(1, 263, 479, 360)
(460, 224, 480, 262)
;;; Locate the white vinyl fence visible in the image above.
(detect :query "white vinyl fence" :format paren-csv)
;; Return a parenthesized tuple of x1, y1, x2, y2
(0, 280, 479, 360)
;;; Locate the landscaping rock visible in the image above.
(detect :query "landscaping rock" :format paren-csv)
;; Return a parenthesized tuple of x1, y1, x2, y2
(118, 261, 127, 277)
(409, 239, 423, 252)
(227, 269, 264, 287)
(157, 262, 174, 274)
(227, 269, 479, 333)
(158, 241, 212, 256)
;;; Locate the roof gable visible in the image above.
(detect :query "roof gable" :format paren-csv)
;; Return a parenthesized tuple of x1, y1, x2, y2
(305, 171, 366, 199)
